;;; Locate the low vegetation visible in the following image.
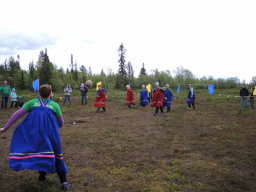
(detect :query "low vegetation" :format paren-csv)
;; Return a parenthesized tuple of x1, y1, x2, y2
(0, 89, 255, 192)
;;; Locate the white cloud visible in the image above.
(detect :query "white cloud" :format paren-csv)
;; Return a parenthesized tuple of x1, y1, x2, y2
(0, 0, 255, 82)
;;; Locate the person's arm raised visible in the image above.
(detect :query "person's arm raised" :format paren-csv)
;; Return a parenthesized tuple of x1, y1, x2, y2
(0, 108, 28, 133)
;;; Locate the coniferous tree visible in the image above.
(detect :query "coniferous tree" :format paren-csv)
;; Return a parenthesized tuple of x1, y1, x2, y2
(29, 60, 36, 79)
(74, 61, 78, 80)
(140, 63, 147, 76)
(20, 70, 25, 89)
(38, 49, 53, 85)
(116, 43, 128, 89)
(8, 56, 21, 77)
(70, 54, 74, 73)
(118, 43, 127, 76)
(100, 68, 106, 77)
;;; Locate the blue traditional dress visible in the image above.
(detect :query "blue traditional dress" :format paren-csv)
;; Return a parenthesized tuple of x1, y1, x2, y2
(9, 98, 68, 174)
(186, 88, 195, 104)
(163, 89, 174, 108)
(140, 89, 149, 106)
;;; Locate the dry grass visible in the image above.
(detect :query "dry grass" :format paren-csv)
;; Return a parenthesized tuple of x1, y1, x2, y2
(0, 90, 256, 192)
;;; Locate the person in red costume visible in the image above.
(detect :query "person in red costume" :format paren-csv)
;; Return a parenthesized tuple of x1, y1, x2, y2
(126, 85, 136, 108)
(151, 82, 166, 116)
(94, 85, 107, 112)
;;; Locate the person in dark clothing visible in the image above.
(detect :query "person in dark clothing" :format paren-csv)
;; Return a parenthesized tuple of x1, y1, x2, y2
(81, 86, 88, 105)
(240, 84, 249, 108)
(249, 87, 255, 109)
(186, 84, 196, 109)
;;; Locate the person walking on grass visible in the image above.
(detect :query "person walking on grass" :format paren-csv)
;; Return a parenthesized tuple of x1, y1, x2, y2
(126, 85, 136, 108)
(10, 88, 18, 108)
(0, 84, 70, 190)
(163, 84, 175, 112)
(151, 82, 165, 116)
(186, 84, 195, 109)
(240, 84, 249, 108)
(94, 84, 107, 112)
(63, 83, 72, 105)
(0, 81, 11, 109)
(140, 85, 149, 107)
(249, 87, 255, 109)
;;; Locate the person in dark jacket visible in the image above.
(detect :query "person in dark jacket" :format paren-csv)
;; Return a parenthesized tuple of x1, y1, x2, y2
(240, 84, 249, 108)
(81, 86, 88, 105)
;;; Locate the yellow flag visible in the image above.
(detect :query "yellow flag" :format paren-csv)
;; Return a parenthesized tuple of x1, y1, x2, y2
(146, 84, 151, 93)
(253, 86, 256, 96)
(96, 81, 102, 91)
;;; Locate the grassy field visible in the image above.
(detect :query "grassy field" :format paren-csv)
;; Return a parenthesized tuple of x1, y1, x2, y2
(0, 89, 255, 192)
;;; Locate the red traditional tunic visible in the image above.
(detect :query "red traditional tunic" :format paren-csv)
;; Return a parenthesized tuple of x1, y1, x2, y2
(94, 90, 106, 107)
(126, 89, 135, 106)
(151, 89, 164, 107)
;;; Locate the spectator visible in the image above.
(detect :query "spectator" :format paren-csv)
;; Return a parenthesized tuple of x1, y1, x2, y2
(249, 87, 255, 109)
(240, 84, 249, 108)
(0, 81, 11, 109)
(63, 84, 72, 105)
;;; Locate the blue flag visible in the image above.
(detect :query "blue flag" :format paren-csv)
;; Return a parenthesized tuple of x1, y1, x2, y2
(32, 79, 39, 91)
(177, 84, 180, 94)
(208, 84, 214, 94)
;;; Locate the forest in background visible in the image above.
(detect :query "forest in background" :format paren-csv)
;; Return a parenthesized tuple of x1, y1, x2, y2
(1, 44, 255, 92)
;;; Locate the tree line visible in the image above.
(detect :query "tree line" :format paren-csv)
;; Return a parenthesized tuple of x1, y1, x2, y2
(0, 44, 255, 92)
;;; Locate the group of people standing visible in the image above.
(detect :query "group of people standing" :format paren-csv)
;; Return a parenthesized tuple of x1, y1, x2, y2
(0, 81, 21, 109)
(126, 82, 196, 116)
(62, 83, 89, 105)
(62, 83, 107, 112)
(240, 84, 255, 109)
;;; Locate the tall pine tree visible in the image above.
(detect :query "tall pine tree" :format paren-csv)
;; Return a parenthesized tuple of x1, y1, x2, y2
(116, 43, 128, 89)
(38, 49, 54, 85)
(140, 62, 147, 76)
(29, 60, 35, 79)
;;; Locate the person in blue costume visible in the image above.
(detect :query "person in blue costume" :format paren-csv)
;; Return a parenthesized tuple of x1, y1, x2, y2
(140, 85, 149, 107)
(0, 84, 70, 190)
(162, 84, 175, 112)
(186, 84, 195, 109)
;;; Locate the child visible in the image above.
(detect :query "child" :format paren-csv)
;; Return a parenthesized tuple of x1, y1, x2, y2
(151, 82, 165, 116)
(10, 88, 18, 108)
(81, 86, 88, 105)
(126, 85, 136, 108)
(163, 84, 175, 112)
(140, 85, 149, 107)
(0, 84, 70, 190)
(94, 85, 107, 112)
(186, 84, 195, 109)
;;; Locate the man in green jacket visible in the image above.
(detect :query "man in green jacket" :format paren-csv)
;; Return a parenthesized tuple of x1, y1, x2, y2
(0, 81, 11, 109)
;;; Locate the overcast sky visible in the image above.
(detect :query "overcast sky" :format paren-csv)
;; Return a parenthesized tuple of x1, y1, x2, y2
(0, 0, 255, 83)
